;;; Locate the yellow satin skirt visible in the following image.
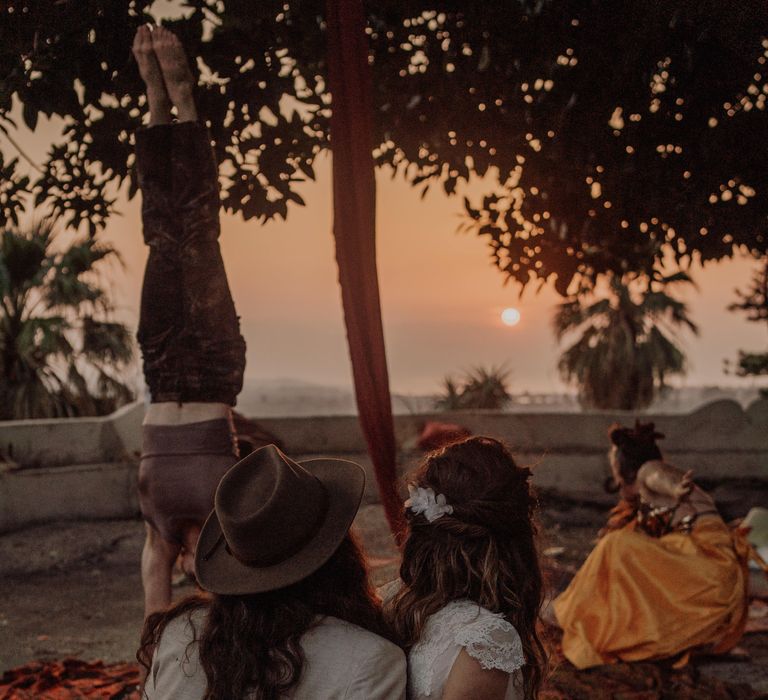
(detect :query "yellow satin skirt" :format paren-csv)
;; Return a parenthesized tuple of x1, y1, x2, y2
(553, 516, 748, 669)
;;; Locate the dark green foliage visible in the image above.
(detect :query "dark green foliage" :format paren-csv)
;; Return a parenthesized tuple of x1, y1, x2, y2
(727, 258, 768, 386)
(435, 365, 511, 410)
(0, 152, 30, 228)
(729, 258, 768, 324)
(0, 221, 135, 419)
(554, 272, 698, 409)
(458, 2, 768, 293)
(734, 351, 768, 377)
(1, 1, 766, 290)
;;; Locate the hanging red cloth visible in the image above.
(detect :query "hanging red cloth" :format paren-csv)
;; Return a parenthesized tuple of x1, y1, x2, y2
(325, 0, 405, 541)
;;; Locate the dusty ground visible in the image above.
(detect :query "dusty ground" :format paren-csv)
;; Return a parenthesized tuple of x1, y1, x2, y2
(1, 501, 766, 695)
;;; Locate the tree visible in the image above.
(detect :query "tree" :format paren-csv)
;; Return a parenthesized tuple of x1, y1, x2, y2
(435, 365, 511, 410)
(1, 1, 766, 288)
(730, 258, 768, 323)
(727, 258, 768, 391)
(0, 220, 135, 419)
(554, 272, 698, 409)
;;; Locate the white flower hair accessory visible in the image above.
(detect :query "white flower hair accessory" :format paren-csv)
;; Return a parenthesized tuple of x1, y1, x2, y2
(406, 484, 454, 522)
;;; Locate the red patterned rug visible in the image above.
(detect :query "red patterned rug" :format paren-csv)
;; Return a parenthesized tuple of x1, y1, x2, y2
(0, 659, 140, 699)
(0, 655, 758, 700)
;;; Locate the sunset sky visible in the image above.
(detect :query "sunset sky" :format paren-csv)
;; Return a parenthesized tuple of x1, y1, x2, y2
(106, 160, 767, 395)
(11, 112, 765, 396)
(3, 27, 764, 400)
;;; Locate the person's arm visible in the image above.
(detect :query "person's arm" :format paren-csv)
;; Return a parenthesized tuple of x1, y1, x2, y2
(637, 460, 694, 503)
(443, 649, 511, 700)
(446, 612, 526, 700)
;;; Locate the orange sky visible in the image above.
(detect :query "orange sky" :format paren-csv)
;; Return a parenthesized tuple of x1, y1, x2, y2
(91, 156, 767, 395)
(8, 109, 767, 396)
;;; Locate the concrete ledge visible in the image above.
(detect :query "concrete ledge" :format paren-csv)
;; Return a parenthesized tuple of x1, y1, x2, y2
(0, 462, 139, 533)
(239, 396, 758, 456)
(0, 398, 765, 532)
(4, 398, 767, 469)
(0, 402, 143, 468)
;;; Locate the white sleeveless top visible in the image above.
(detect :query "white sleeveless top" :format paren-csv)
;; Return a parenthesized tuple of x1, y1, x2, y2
(407, 600, 526, 699)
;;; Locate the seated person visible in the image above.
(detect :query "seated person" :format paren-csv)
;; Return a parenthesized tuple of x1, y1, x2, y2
(385, 436, 546, 700)
(553, 421, 749, 668)
(138, 444, 407, 699)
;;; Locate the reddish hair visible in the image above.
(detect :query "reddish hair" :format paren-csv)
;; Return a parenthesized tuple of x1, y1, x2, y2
(385, 436, 546, 699)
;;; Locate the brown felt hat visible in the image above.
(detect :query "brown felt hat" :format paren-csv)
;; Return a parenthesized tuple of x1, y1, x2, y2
(195, 444, 365, 595)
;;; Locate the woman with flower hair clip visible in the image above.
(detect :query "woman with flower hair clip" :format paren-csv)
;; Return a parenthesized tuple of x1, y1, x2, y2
(384, 436, 546, 700)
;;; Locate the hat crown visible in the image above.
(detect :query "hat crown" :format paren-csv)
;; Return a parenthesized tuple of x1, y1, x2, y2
(215, 445, 328, 567)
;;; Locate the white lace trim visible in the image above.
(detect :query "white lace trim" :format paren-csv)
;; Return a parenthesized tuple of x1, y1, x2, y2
(455, 614, 525, 673)
(408, 600, 525, 697)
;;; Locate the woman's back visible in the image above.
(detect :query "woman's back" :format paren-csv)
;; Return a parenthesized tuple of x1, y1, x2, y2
(139, 446, 407, 699)
(386, 436, 546, 699)
(408, 600, 525, 700)
(145, 608, 406, 700)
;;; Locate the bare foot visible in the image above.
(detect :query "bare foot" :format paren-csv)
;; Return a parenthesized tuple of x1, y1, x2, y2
(151, 26, 198, 122)
(132, 25, 171, 125)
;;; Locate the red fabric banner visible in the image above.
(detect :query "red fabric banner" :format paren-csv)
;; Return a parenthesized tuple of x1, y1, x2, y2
(325, 0, 405, 540)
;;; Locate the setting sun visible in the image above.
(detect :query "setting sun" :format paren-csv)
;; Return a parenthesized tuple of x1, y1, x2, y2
(501, 307, 522, 326)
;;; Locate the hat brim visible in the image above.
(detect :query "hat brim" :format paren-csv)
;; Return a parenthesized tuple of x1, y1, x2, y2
(195, 457, 365, 595)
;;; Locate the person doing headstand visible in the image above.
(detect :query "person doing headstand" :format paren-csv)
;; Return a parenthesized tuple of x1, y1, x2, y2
(131, 25, 246, 616)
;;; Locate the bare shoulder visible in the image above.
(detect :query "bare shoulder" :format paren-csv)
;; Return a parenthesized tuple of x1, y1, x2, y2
(443, 649, 511, 700)
(637, 459, 683, 480)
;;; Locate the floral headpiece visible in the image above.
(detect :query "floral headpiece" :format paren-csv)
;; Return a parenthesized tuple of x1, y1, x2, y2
(406, 484, 454, 522)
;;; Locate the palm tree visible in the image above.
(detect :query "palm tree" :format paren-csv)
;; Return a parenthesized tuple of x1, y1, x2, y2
(434, 375, 464, 411)
(726, 257, 768, 397)
(554, 272, 698, 410)
(435, 365, 512, 410)
(0, 221, 135, 420)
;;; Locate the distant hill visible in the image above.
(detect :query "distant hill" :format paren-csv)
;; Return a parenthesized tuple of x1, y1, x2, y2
(236, 378, 764, 417)
(236, 378, 434, 417)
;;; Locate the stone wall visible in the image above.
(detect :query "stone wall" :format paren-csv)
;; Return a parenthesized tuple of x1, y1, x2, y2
(1, 398, 766, 532)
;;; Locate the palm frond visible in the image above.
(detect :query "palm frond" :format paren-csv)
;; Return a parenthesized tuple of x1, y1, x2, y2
(94, 368, 135, 409)
(642, 291, 699, 335)
(553, 297, 611, 340)
(82, 317, 134, 364)
(434, 375, 463, 411)
(435, 365, 511, 411)
(0, 221, 134, 418)
(554, 270, 697, 409)
(16, 315, 73, 363)
(66, 363, 99, 415)
(0, 226, 49, 296)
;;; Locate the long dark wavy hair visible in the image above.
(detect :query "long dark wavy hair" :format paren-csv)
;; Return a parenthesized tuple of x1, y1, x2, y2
(138, 531, 385, 700)
(385, 436, 546, 699)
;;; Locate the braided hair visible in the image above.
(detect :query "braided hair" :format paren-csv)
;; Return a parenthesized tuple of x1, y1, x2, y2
(385, 436, 545, 699)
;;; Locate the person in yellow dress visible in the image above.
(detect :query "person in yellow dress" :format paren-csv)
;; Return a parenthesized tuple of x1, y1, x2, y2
(553, 421, 749, 669)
